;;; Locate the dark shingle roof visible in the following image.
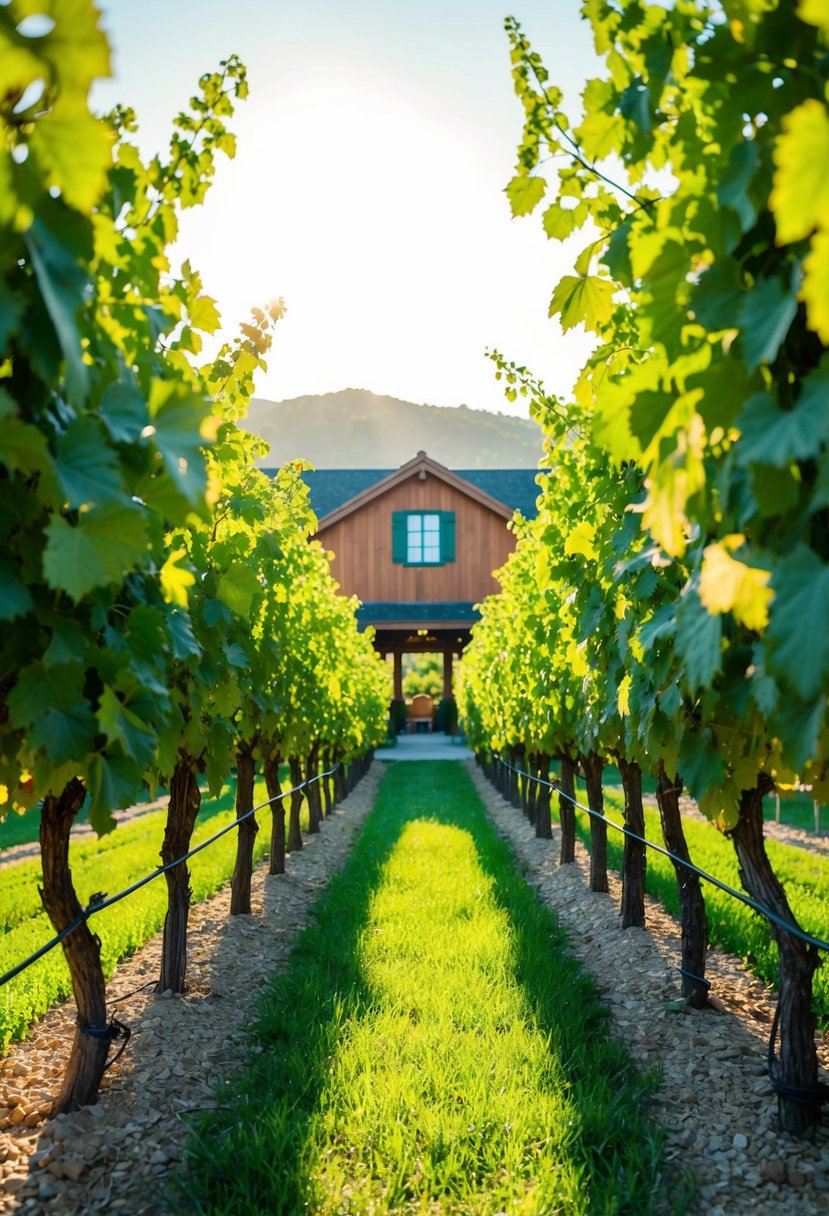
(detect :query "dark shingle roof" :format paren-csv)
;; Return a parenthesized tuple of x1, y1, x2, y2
(356, 602, 480, 626)
(258, 468, 542, 521)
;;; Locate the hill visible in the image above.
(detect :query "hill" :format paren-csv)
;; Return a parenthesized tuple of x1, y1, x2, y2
(242, 389, 542, 468)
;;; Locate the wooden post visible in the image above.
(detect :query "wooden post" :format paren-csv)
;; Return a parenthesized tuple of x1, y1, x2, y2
(393, 650, 403, 701)
(442, 650, 453, 700)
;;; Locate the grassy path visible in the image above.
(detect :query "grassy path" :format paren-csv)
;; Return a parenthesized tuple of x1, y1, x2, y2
(177, 762, 674, 1215)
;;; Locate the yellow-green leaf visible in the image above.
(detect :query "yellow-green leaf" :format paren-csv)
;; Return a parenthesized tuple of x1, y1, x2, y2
(548, 274, 615, 334)
(801, 227, 829, 343)
(189, 294, 222, 333)
(564, 520, 598, 561)
(699, 537, 773, 631)
(770, 99, 829, 244)
(575, 110, 625, 160)
(160, 547, 196, 608)
(28, 101, 113, 212)
(505, 175, 547, 218)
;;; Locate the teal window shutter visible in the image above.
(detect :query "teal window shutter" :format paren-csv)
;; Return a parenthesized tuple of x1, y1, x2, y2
(440, 511, 456, 564)
(392, 512, 407, 563)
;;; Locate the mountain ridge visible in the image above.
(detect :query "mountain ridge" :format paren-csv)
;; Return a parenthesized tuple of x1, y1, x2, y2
(242, 388, 542, 469)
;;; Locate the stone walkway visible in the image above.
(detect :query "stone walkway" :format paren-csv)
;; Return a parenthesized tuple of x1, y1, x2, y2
(374, 733, 473, 762)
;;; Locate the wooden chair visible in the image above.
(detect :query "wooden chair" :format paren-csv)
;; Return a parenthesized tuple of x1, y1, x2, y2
(407, 694, 435, 733)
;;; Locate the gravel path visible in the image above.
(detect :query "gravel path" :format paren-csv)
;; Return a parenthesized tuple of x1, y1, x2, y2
(0, 767, 381, 1214)
(2, 761, 829, 1215)
(469, 764, 829, 1216)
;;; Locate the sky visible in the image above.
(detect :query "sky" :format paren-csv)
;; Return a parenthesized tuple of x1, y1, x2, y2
(92, 1, 601, 417)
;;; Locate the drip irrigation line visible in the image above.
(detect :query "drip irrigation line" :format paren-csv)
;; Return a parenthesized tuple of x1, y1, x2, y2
(492, 754, 829, 1108)
(0, 765, 342, 991)
(494, 755, 829, 955)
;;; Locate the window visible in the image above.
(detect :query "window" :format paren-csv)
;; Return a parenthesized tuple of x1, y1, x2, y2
(407, 512, 440, 563)
(392, 511, 455, 566)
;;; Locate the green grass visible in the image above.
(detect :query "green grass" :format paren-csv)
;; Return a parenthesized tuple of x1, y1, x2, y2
(0, 792, 160, 852)
(0, 775, 309, 1052)
(556, 780, 829, 1025)
(762, 792, 828, 833)
(175, 762, 682, 1216)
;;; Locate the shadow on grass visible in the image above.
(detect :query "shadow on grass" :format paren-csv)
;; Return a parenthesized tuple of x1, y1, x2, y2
(174, 762, 689, 1216)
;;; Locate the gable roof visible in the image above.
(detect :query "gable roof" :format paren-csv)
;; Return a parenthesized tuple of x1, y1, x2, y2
(260, 452, 542, 525)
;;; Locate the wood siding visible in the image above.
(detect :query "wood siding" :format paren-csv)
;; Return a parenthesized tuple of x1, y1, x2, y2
(317, 471, 515, 603)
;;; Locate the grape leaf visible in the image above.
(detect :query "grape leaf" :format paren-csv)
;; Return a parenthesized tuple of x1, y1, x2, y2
(100, 376, 148, 443)
(160, 546, 196, 608)
(801, 227, 829, 344)
(55, 416, 125, 507)
(736, 376, 829, 466)
(86, 753, 141, 836)
(97, 686, 155, 766)
(699, 539, 772, 631)
(765, 547, 829, 700)
(0, 419, 54, 478)
(42, 617, 86, 667)
(43, 504, 149, 599)
(549, 275, 615, 334)
(7, 662, 84, 729)
(30, 703, 97, 766)
(770, 99, 829, 244)
(166, 607, 200, 661)
(28, 101, 113, 213)
(148, 378, 211, 506)
(737, 276, 797, 372)
(505, 175, 547, 217)
(675, 588, 722, 693)
(23, 213, 91, 407)
(0, 564, 32, 620)
(216, 560, 261, 618)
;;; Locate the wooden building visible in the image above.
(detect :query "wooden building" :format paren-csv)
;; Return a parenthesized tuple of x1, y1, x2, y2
(294, 452, 540, 704)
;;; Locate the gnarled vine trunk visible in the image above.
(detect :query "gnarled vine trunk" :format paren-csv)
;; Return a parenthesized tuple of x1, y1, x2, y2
(509, 748, 523, 810)
(40, 778, 109, 1114)
(287, 756, 304, 852)
(523, 758, 535, 825)
(334, 758, 346, 804)
(306, 742, 322, 834)
(581, 751, 608, 894)
(534, 753, 552, 839)
(655, 764, 708, 1009)
(321, 750, 333, 817)
(264, 752, 285, 876)
(230, 744, 258, 916)
(618, 757, 646, 929)
(731, 784, 821, 1136)
(158, 753, 202, 993)
(558, 754, 576, 865)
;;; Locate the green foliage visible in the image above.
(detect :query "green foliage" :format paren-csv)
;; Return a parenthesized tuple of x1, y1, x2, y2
(0, 5, 250, 827)
(401, 652, 443, 699)
(175, 763, 671, 1216)
(0, 3, 387, 840)
(464, 1, 829, 854)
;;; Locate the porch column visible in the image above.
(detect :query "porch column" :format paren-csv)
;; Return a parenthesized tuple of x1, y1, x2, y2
(442, 650, 453, 700)
(393, 650, 403, 701)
